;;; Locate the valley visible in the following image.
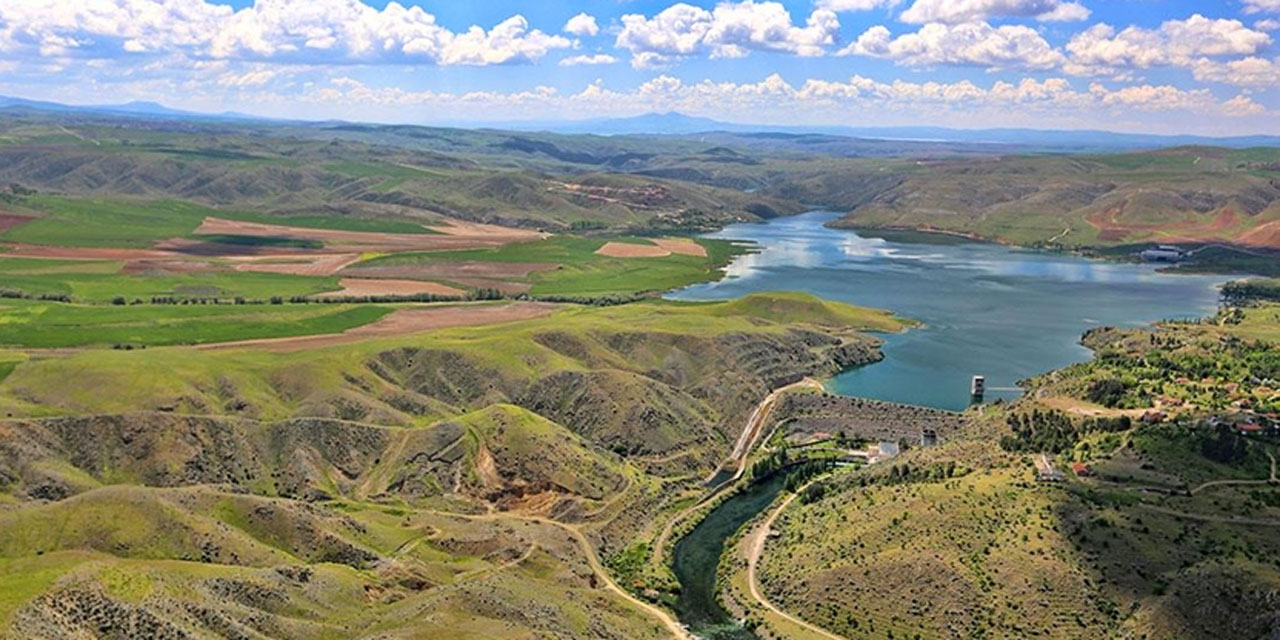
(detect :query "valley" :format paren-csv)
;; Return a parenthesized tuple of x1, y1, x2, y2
(0, 108, 1278, 640)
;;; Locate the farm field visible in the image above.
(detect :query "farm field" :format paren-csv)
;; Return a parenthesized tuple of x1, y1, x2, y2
(0, 299, 393, 348)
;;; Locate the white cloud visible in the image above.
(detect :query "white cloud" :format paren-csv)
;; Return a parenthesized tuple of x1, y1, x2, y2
(0, 0, 571, 66)
(615, 1, 839, 68)
(898, 0, 1089, 24)
(842, 21, 1064, 70)
(559, 53, 617, 66)
(1223, 94, 1267, 115)
(816, 0, 901, 11)
(1192, 56, 1280, 87)
(1065, 15, 1272, 76)
(563, 13, 599, 37)
(296, 73, 1261, 131)
(1255, 18, 1280, 30)
(1243, 0, 1280, 14)
(217, 68, 276, 87)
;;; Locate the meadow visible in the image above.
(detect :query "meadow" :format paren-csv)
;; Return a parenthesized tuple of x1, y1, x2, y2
(0, 299, 391, 348)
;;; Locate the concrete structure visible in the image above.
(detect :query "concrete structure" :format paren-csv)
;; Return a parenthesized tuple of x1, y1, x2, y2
(1140, 245, 1185, 262)
(971, 375, 985, 402)
(921, 428, 938, 448)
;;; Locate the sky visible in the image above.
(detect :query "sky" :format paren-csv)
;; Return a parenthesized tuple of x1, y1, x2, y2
(0, 0, 1278, 135)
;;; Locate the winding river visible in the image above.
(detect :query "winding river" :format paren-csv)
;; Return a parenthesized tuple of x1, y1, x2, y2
(664, 211, 1232, 637)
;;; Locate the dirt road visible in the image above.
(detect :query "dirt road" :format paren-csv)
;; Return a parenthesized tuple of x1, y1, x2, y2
(423, 509, 692, 640)
(655, 378, 822, 569)
(744, 484, 846, 640)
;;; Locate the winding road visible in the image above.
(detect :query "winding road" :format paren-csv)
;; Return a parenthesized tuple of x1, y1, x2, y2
(422, 509, 693, 640)
(743, 482, 847, 640)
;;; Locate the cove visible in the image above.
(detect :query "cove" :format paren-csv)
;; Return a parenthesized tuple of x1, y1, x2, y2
(671, 211, 1231, 411)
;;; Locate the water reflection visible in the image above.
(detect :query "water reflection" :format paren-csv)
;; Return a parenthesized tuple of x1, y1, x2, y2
(671, 211, 1230, 411)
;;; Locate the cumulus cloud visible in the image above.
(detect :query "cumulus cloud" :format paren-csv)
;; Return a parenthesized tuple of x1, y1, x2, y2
(1243, 0, 1280, 14)
(559, 53, 617, 66)
(615, 1, 839, 68)
(815, 0, 901, 11)
(1255, 18, 1280, 30)
(898, 0, 1089, 24)
(841, 22, 1064, 70)
(1191, 56, 1280, 87)
(1222, 94, 1266, 115)
(0, 0, 571, 66)
(297, 72, 1260, 129)
(563, 13, 599, 37)
(1065, 15, 1272, 77)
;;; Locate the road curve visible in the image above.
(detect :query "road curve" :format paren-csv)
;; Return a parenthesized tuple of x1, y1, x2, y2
(424, 509, 692, 640)
(744, 487, 847, 640)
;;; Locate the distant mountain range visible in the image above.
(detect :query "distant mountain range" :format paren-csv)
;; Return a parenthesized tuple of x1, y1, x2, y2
(0, 95, 259, 121)
(493, 111, 1280, 150)
(3, 95, 1278, 151)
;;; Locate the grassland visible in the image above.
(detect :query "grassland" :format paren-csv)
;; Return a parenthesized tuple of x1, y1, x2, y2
(0, 256, 340, 302)
(0, 299, 391, 348)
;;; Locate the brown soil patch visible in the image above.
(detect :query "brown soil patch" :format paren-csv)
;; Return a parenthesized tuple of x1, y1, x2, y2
(595, 241, 671, 258)
(0, 213, 34, 233)
(229, 253, 362, 276)
(194, 217, 544, 252)
(651, 237, 707, 257)
(342, 261, 556, 280)
(0, 244, 179, 261)
(121, 260, 221, 275)
(197, 302, 558, 352)
(313, 278, 465, 299)
(437, 277, 533, 294)
(1237, 221, 1280, 248)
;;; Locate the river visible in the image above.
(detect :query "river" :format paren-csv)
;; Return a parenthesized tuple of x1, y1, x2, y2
(664, 211, 1232, 637)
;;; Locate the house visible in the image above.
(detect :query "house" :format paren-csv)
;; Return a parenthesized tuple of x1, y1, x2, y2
(870, 441, 901, 464)
(1071, 462, 1093, 477)
(1140, 245, 1185, 262)
(1141, 410, 1167, 424)
(1238, 423, 1264, 435)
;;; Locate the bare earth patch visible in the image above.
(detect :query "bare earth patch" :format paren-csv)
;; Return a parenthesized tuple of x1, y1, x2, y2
(229, 253, 363, 276)
(0, 244, 179, 261)
(121, 260, 221, 275)
(194, 217, 545, 252)
(595, 241, 671, 258)
(651, 237, 707, 257)
(343, 261, 556, 280)
(197, 302, 558, 352)
(313, 278, 465, 299)
(0, 213, 34, 233)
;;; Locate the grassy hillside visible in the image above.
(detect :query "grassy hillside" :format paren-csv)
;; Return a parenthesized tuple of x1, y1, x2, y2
(824, 148, 1280, 257)
(0, 293, 902, 638)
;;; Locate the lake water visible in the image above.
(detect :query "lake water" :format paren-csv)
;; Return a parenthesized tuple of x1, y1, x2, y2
(671, 211, 1230, 411)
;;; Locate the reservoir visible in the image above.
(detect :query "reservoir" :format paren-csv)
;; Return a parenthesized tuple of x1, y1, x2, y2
(665, 211, 1232, 638)
(672, 211, 1230, 411)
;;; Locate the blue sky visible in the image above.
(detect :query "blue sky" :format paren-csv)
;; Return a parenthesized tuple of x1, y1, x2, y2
(0, 0, 1277, 134)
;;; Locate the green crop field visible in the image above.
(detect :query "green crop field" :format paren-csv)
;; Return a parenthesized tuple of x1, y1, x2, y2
(2, 197, 217, 248)
(0, 299, 391, 348)
(355, 235, 749, 296)
(0, 257, 340, 302)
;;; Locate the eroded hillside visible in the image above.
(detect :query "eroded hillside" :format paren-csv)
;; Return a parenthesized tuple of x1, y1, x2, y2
(0, 293, 902, 639)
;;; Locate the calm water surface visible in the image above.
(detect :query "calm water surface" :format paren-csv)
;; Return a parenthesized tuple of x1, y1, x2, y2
(671, 211, 1230, 410)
